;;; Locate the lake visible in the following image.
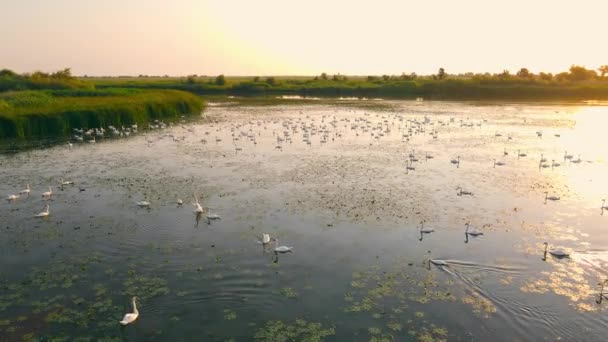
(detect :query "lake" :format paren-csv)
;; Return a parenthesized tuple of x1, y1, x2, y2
(1, 98, 608, 341)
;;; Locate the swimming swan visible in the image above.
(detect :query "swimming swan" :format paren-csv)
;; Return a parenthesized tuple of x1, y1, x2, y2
(119, 297, 139, 325)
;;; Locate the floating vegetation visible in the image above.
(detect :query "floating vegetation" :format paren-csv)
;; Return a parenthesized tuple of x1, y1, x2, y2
(253, 319, 335, 342)
(223, 309, 237, 321)
(279, 287, 299, 299)
(461, 291, 496, 318)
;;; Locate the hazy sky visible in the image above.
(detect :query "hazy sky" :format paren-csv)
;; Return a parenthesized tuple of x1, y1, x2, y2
(1, 0, 606, 76)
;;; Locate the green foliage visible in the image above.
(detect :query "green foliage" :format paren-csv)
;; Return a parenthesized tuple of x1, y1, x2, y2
(215, 74, 226, 86)
(254, 319, 335, 342)
(599, 65, 608, 78)
(569, 65, 597, 81)
(0, 88, 204, 139)
(84, 65, 608, 100)
(436, 68, 446, 80)
(0, 68, 92, 92)
(516, 68, 532, 79)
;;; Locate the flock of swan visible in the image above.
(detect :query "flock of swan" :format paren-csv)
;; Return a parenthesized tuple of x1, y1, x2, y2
(5, 108, 608, 327)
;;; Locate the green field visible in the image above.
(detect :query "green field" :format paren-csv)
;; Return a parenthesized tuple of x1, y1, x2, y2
(88, 69, 608, 101)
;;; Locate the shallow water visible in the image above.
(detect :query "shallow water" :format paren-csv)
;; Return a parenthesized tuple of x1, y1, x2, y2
(1, 99, 608, 341)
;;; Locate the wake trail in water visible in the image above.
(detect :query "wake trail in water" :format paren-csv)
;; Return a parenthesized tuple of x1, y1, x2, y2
(435, 259, 583, 341)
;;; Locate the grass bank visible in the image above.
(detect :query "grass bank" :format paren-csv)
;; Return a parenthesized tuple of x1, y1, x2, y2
(90, 76, 608, 101)
(0, 88, 205, 139)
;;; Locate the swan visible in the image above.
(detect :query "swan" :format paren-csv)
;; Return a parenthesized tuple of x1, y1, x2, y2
(60, 178, 74, 186)
(136, 201, 151, 207)
(503, 148, 508, 156)
(540, 154, 547, 163)
(7, 194, 19, 201)
(406, 161, 415, 171)
(119, 297, 139, 325)
(274, 239, 293, 253)
(456, 186, 473, 196)
(427, 251, 447, 266)
(450, 156, 460, 164)
(262, 233, 271, 244)
(517, 150, 527, 158)
(571, 155, 582, 164)
(207, 213, 221, 220)
(493, 159, 505, 167)
(543, 242, 569, 258)
(34, 204, 50, 218)
(192, 195, 204, 213)
(419, 221, 434, 233)
(601, 199, 608, 210)
(176, 198, 183, 206)
(551, 160, 560, 168)
(465, 223, 483, 236)
(564, 151, 573, 160)
(544, 192, 560, 201)
(41, 186, 53, 198)
(19, 184, 31, 195)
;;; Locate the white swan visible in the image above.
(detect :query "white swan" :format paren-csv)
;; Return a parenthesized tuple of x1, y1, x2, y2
(19, 184, 31, 195)
(192, 195, 204, 213)
(420, 221, 434, 233)
(119, 297, 139, 325)
(465, 223, 483, 236)
(136, 201, 151, 207)
(564, 151, 573, 160)
(274, 239, 293, 253)
(543, 242, 569, 258)
(450, 156, 460, 164)
(42, 186, 53, 198)
(176, 198, 183, 206)
(427, 251, 447, 266)
(540, 154, 547, 163)
(207, 213, 221, 220)
(517, 150, 527, 158)
(456, 186, 473, 196)
(7, 194, 19, 201)
(602, 199, 608, 210)
(262, 233, 271, 244)
(544, 192, 560, 201)
(34, 204, 50, 218)
(571, 155, 582, 164)
(551, 160, 561, 168)
(493, 159, 505, 167)
(60, 178, 74, 186)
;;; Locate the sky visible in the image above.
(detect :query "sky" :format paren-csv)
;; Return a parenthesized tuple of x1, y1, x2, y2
(1, 0, 607, 76)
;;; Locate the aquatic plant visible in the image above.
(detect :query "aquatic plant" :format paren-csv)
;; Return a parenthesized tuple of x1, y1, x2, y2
(253, 319, 335, 342)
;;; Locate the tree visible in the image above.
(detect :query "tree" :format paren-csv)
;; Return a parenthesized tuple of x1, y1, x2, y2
(437, 68, 446, 80)
(568, 65, 596, 81)
(215, 74, 226, 86)
(382, 74, 390, 81)
(51, 68, 72, 79)
(253, 76, 260, 82)
(497, 70, 511, 80)
(320, 73, 328, 80)
(538, 72, 553, 81)
(186, 76, 196, 84)
(599, 65, 608, 78)
(266, 77, 276, 85)
(516, 68, 531, 78)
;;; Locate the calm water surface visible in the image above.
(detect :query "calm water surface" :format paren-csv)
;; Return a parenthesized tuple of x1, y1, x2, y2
(1, 99, 608, 341)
